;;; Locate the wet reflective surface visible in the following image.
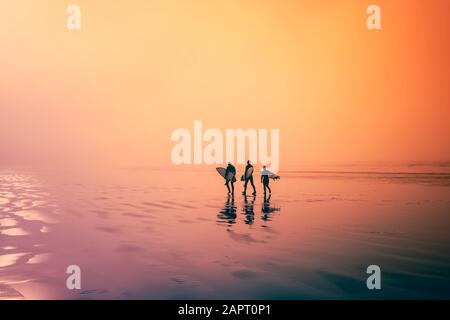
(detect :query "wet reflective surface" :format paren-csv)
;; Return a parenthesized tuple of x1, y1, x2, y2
(1, 167, 449, 299)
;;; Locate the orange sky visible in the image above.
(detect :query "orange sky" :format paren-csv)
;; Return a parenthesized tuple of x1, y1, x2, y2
(0, 0, 449, 168)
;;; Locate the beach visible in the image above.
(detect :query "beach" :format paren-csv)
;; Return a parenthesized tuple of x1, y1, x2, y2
(1, 166, 449, 299)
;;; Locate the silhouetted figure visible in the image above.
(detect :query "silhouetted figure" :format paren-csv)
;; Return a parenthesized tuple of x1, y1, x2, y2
(242, 160, 256, 195)
(243, 194, 256, 225)
(224, 162, 236, 195)
(261, 165, 272, 195)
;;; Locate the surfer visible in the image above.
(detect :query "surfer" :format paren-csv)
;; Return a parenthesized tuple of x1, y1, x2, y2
(224, 162, 236, 195)
(243, 160, 257, 195)
(261, 165, 272, 195)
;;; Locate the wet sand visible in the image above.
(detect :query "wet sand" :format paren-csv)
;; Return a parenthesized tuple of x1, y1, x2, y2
(1, 167, 449, 299)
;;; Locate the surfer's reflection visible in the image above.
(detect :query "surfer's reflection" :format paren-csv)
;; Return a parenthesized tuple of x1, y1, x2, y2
(242, 195, 256, 225)
(217, 194, 237, 226)
(261, 194, 280, 222)
(216, 195, 280, 228)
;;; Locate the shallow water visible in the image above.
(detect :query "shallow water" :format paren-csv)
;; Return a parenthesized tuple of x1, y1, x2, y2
(0, 167, 449, 299)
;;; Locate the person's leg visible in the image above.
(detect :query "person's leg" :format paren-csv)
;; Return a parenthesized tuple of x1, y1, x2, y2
(243, 179, 248, 194)
(267, 181, 271, 193)
(226, 181, 231, 193)
(263, 183, 267, 194)
(231, 181, 235, 194)
(250, 177, 256, 194)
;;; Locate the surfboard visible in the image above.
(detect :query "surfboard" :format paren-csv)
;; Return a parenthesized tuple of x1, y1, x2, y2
(216, 167, 236, 182)
(261, 169, 280, 180)
(240, 166, 254, 181)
